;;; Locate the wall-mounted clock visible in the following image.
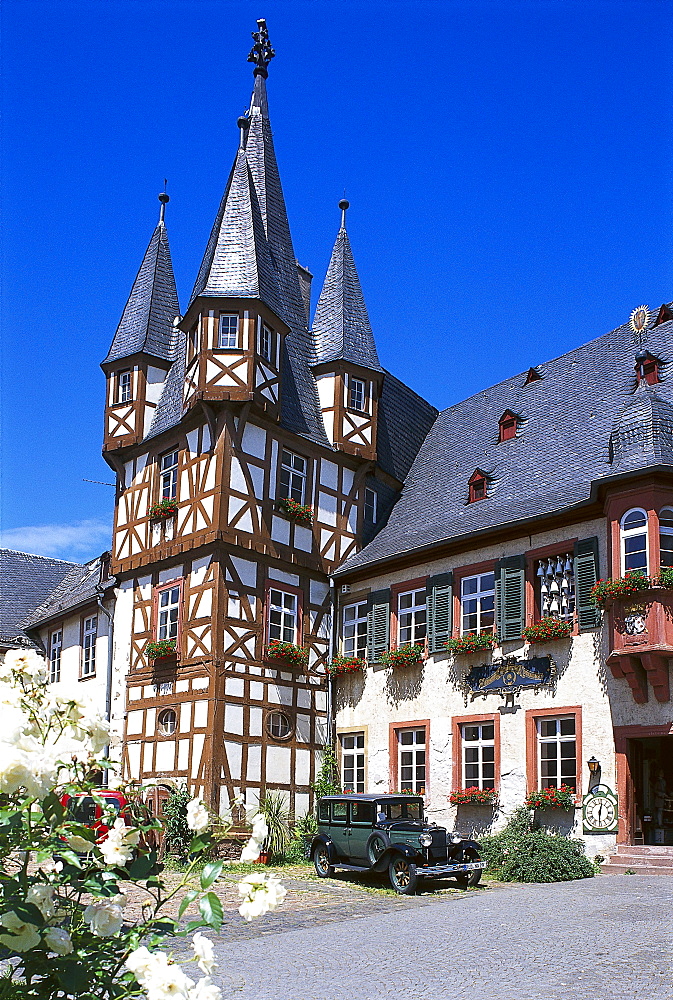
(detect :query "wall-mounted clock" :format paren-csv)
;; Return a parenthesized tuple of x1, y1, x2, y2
(582, 784, 618, 833)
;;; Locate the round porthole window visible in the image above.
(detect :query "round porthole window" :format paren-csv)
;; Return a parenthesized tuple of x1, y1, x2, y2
(158, 708, 177, 736)
(266, 710, 293, 741)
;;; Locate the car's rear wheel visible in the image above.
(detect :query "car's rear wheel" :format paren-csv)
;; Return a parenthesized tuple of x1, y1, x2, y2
(455, 850, 482, 888)
(367, 833, 389, 865)
(388, 857, 417, 895)
(313, 844, 334, 878)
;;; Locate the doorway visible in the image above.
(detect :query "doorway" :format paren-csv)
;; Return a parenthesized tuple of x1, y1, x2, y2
(631, 736, 673, 845)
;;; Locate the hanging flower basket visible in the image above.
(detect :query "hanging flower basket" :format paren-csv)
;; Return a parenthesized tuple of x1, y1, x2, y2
(446, 633, 497, 655)
(380, 644, 424, 668)
(522, 618, 572, 643)
(525, 785, 575, 810)
(276, 497, 314, 525)
(265, 639, 309, 668)
(327, 656, 365, 675)
(449, 787, 498, 806)
(146, 639, 177, 661)
(148, 499, 178, 520)
(590, 570, 652, 608)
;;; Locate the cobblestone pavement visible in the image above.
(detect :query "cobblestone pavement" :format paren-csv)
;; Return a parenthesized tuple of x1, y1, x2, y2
(172, 872, 673, 1000)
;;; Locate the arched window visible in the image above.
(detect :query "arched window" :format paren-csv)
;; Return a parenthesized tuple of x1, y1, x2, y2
(620, 508, 648, 574)
(659, 507, 673, 569)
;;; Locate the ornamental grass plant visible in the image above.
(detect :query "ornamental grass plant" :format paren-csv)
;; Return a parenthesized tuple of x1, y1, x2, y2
(480, 807, 594, 883)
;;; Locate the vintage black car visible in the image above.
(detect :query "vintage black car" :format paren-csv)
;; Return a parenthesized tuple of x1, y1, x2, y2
(311, 794, 485, 894)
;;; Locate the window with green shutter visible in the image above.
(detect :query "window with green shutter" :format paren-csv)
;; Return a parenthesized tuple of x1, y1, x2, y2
(574, 537, 601, 631)
(366, 589, 390, 663)
(426, 573, 453, 653)
(495, 556, 525, 641)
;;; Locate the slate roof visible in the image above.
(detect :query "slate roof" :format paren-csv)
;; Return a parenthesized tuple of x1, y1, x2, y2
(21, 553, 112, 630)
(336, 309, 673, 575)
(312, 223, 383, 372)
(0, 550, 80, 648)
(377, 373, 438, 482)
(103, 217, 181, 364)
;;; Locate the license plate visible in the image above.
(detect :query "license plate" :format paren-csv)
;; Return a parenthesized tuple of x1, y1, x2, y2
(456, 862, 485, 871)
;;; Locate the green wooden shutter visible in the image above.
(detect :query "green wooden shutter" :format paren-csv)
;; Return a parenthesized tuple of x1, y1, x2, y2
(496, 555, 525, 642)
(367, 589, 390, 663)
(426, 573, 453, 653)
(574, 537, 600, 630)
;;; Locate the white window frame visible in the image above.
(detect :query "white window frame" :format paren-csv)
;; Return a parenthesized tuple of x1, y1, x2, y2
(268, 588, 298, 644)
(218, 313, 239, 349)
(397, 727, 426, 794)
(348, 376, 366, 412)
(461, 722, 495, 790)
(117, 369, 132, 404)
(260, 324, 274, 363)
(340, 732, 365, 793)
(82, 615, 97, 678)
(364, 487, 377, 523)
(659, 507, 673, 569)
(620, 507, 649, 574)
(158, 708, 177, 736)
(49, 629, 62, 684)
(460, 572, 495, 635)
(279, 450, 307, 504)
(267, 710, 293, 740)
(342, 601, 368, 659)
(397, 588, 427, 646)
(537, 715, 576, 791)
(160, 449, 179, 501)
(158, 585, 181, 642)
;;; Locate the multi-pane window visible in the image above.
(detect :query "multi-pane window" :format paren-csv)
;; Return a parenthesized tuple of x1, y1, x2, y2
(268, 588, 298, 643)
(397, 728, 426, 794)
(537, 716, 576, 792)
(340, 732, 365, 793)
(536, 554, 575, 621)
(218, 313, 239, 348)
(460, 573, 495, 634)
(116, 370, 131, 404)
(266, 711, 293, 740)
(348, 377, 366, 412)
(49, 629, 62, 684)
(82, 615, 97, 677)
(342, 601, 368, 658)
(158, 708, 177, 736)
(158, 585, 181, 641)
(364, 487, 377, 523)
(660, 508, 673, 568)
(461, 723, 495, 790)
(279, 450, 306, 504)
(621, 508, 648, 573)
(160, 450, 179, 501)
(260, 324, 273, 362)
(397, 589, 426, 645)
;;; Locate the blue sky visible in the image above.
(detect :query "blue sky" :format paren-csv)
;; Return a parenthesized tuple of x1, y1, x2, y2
(1, 0, 671, 562)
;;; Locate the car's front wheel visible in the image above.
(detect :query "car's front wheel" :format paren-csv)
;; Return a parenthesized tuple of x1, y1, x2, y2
(388, 856, 418, 895)
(455, 849, 482, 888)
(313, 843, 334, 878)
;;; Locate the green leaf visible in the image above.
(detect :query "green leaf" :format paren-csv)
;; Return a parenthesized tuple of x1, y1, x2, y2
(55, 958, 91, 995)
(200, 860, 224, 890)
(11, 901, 43, 926)
(199, 892, 223, 930)
(42, 792, 64, 825)
(189, 833, 212, 854)
(184, 918, 206, 932)
(178, 889, 199, 919)
(126, 851, 158, 880)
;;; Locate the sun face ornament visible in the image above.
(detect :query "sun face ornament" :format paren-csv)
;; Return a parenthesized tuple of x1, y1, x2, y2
(629, 305, 651, 337)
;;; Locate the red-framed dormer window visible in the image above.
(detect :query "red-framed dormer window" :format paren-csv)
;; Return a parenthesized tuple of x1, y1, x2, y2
(468, 469, 487, 504)
(498, 410, 517, 442)
(635, 351, 661, 386)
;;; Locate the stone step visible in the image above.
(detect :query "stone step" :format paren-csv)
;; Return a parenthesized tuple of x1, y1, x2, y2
(601, 861, 673, 876)
(612, 844, 673, 856)
(608, 853, 673, 867)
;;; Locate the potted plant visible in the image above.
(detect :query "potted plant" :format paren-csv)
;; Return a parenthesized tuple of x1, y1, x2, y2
(276, 497, 314, 525)
(446, 633, 497, 655)
(148, 498, 179, 520)
(265, 639, 309, 668)
(380, 644, 424, 668)
(450, 787, 498, 806)
(146, 639, 177, 661)
(525, 785, 576, 810)
(522, 618, 573, 643)
(327, 655, 365, 675)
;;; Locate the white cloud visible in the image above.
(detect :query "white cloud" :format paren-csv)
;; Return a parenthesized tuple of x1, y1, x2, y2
(0, 519, 112, 562)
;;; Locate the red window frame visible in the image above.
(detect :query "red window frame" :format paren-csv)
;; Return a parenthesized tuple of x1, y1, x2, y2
(389, 719, 430, 796)
(452, 713, 501, 793)
(468, 469, 487, 503)
(152, 578, 184, 646)
(525, 538, 579, 633)
(525, 706, 582, 797)
(498, 410, 517, 442)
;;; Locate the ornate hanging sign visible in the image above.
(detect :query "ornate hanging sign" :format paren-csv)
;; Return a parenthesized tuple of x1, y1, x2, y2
(629, 305, 651, 337)
(465, 655, 554, 694)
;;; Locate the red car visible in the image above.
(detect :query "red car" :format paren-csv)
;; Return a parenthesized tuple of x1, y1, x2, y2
(61, 790, 130, 841)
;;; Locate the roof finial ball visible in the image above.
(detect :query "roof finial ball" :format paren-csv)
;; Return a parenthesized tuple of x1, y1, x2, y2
(339, 198, 350, 230)
(158, 181, 169, 224)
(248, 18, 275, 78)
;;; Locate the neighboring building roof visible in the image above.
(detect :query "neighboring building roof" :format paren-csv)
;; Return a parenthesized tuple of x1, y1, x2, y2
(103, 214, 181, 364)
(312, 220, 383, 373)
(377, 372, 438, 483)
(21, 553, 113, 631)
(0, 550, 80, 648)
(337, 308, 673, 575)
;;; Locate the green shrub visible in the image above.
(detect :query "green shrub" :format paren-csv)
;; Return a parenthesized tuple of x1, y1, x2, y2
(313, 745, 341, 799)
(278, 839, 308, 864)
(293, 811, 318, 838)
(259, 789, 291, 857)
(161, 784, 193, 859)
(480, 806, 594, 883)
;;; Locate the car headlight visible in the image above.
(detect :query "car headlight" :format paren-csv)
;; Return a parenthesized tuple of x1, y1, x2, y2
(450, 833, 462, 845)
(420, 833, 433, 847)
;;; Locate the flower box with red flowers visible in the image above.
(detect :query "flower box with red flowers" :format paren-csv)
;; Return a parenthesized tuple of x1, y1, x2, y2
(380, 644, 424, 668)
(449, 787, 498, 806)
(265, 640, 309, 668)
(327, 656, 365, 676)
(148, 499, 179, 520)
(522, 618, 573, 644)
(445, 633, 497, 655)
(525, 785, 576, 810)
(590, 570, 652, 608)
(276, 497, 314, 526)
(146, 639, 177, 661)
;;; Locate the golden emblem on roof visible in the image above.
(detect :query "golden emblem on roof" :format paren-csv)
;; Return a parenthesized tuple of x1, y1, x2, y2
(629, 305, 651, 336)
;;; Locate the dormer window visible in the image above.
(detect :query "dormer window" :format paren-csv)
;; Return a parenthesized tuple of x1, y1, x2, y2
(524, 367, 542, 385)
(498, 410, 517, 442)
(116, 369, 132, 404)
(635, 351, 661, 386)
(218, 313, 239, 349)
(654, 304, 673, 327)
(468, 469, 487, 503)
(348, 377, 366, 412)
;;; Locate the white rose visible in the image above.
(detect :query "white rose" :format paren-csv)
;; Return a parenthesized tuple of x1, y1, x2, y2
(0, 702, 31, 744)
(84, 715, 110, 754)
(0, 748, 34, 796)
(83, 898, 124, 937)
(189, 978, 222, 1000)
(125, 945, 156, 981)
(251, 814, 268, 843)
(66, 833, 95, 854)
(0, 911, 41, 952)
(27, 884, 55, 920)
(125, 948, 194, 998)
(98, 818, 139, 867)
(237, 872, 286, 922)
(186, 798, 209, 834)
(3, 649, 47, 683)
(39, 857, 63, 877)
(43, 926, 73, 955)
(191, 933, 217, 976)
(239, 838, 261, 863)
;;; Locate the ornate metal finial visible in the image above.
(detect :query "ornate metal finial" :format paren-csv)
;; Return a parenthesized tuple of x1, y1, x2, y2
(629, 305, 651, 348)
(158, 180, 169, 223)
(338, 198, 349, 230)
(247, 19, 275, 78)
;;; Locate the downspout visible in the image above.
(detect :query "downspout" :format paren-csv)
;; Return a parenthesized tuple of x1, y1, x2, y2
(95, 584, 114, 787)
(327, 577, 336, 745)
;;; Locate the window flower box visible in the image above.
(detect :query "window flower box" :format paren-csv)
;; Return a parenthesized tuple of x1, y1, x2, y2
(276, 497, 314, 525)
(449, 787, 498, 806)
(146, 639, 177, 661)
(522, 618, 572, 643)
(590, 570, 654, 608)
(446, 633, 497, 655)
(265, 639, 309, 668)
(327, 656, 365, 675)
(525, 785, 575, 810)
(148, 499, 179, 520)
(380, 644, 424, 668)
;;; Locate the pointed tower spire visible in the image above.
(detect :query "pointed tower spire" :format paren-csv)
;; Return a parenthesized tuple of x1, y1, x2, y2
(312, 201, 383, 372)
